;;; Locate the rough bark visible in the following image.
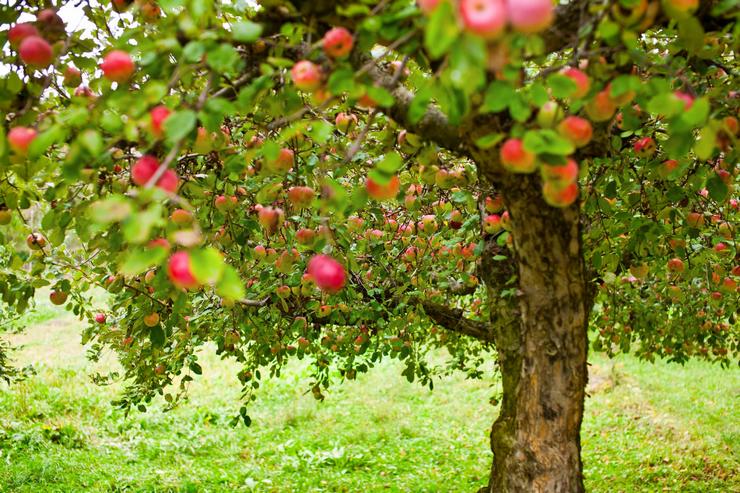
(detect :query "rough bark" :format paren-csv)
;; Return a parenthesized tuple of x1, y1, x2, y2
(483, 173, 592, 493)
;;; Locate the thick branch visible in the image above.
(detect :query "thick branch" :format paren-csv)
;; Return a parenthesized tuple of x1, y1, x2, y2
(362, 60, 465, 153)
(419, 300, 494, 343)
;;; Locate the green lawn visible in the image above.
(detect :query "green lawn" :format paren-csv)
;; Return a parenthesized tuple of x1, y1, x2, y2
(0, 299, 737, 492)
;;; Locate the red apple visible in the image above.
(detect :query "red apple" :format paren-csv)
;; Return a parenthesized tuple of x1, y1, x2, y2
(483, 214, 503, 234)
(287, 186, 315, 208)
(366, 175, 400, 201)
(485, 195, 505, 213)
(537, 101, 564, 128)
(561, 68, 591, 99)
(335, 112, 358, 133)
(266, 148, 294, 174)
(258, 206, 284, 235)
(19, 36, 53, 68)
(167, 251, 199, 289)
(95, 313, 107, 324)
(662, 0, 699, 19)
(322, 27, 353, 58)
(62, 66, 82, 87)
(459, 0, 508, 39)
(215, 195, 238, 211)
(49, 290, 68, 306)
(100, 50, 135, 83)
(143, 312, 160, 327)
(8, 23, 39, 49)
(171, 209, 193, 225)
(307, 254, 346, 293)
(418, 214, 438, 234)
(542, 181, 578, 208)
(500, 138, 537, 173)
(131, 155, 178, 192)
(673, 91, 694, 110)
(585, 89, 617, 122)
(417, 0, 441, 13)
(557, 116, 593, 148)
(35, 9, 65, 41)
(685, 212, 704, 228)
(658, 159, 679, 178)
(8, 127, 37, 155)
(291, 61, 321, 91)
(296, 228, 317, 245)
(149, 105, 171, 138)
(633, 137, 656, 158)
(506, 0, 554, 34)
(26, 233, 47, 250)
(666, 257, 685, 273)
(541, 159, 579, 190)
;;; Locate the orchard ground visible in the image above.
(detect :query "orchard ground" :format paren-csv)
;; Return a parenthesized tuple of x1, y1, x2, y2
(0, 293, 737, 493)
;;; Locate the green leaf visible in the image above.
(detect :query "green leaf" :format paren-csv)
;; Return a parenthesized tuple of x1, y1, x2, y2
(522, 130, 575, 156)
(206, 43, 242, 74)
(646, 93, 685, 118)
(122, 205, 163, 244)
(150, 326, 165, 347)
(376, 152, 403, 175)
(190, 247, 225, 285)
(88, 195, 133, 224)
(78, 129, 103, 156)
(424, 1, 459, 59)
(474, 133, 504, 149)
(547, 73, 577, 99)
(28, 125, 66, 159)
(164, 110, 197, 143)
(119, 247, 167, 276)
(482, 81, 515, 113)
(678, 17, 704, 54)
(408, 87, 433, 125)
(706, 174, 729, 202)
(365, 86, 394, 108)
(215, 265, 245, 301)
(694, 126, 716, 160)
(232, 20, 263, 42)
(509, 93, 531, 122)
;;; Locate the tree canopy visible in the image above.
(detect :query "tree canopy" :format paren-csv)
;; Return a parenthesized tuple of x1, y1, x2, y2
(0, 1, 738, 489)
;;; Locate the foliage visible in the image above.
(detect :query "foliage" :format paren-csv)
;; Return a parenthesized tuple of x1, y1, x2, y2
(0, 0, 737, 428)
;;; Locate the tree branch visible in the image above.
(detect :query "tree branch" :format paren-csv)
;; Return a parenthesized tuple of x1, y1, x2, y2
(418, 299, 495, 343)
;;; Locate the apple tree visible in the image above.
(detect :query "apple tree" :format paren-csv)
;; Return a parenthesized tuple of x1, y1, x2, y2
(0, 0, 738, 491)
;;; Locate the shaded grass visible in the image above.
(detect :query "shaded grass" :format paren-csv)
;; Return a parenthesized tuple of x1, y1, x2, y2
(0, 302, 737, 492)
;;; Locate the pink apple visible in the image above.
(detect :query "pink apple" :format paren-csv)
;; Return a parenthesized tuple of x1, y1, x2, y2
(8, 23, 39, 49)
(149, 105, 171, 138)
(8, 127, 37, 155)
(167, 251, 199, 289)
(307, 254, 346, 293)
(500, 138, 537, 173)
(19, 36, 53, 68)
(100, 50, 135, 83)
(541, 159, 579, 190)
(557, 116, 593, 148)
(542, 181, 578, 208)
(633, 137, 656, 158)
(291, 60, 321, 91)
(459, 0, 508, 39)
(506, 0, 554, 34)
(366, 175, 400, 201)
(322, 27, 354, 58)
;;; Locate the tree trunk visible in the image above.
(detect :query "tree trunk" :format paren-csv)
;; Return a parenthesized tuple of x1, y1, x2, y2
(483, 174, 592, 493)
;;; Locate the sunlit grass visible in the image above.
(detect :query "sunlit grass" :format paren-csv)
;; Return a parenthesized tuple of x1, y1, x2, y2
(0, 301, 737, 492)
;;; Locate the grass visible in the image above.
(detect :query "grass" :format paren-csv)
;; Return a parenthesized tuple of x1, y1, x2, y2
(0, 299, 737, 492)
